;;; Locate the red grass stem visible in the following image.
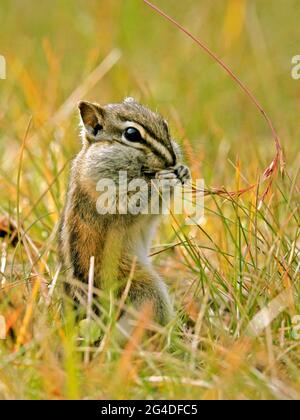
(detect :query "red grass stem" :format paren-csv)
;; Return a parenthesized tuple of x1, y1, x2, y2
(143, 0, 285, 203)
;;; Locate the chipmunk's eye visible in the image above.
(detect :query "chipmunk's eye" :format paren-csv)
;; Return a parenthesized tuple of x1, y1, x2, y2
(124, 127, 143, 142)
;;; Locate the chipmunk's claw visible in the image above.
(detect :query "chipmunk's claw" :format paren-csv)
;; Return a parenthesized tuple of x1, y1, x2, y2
(173, 164, 191, 185)
(155, 164, 191, 186)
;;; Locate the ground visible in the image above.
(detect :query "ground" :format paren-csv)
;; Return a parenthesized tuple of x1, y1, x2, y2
(0, 0, 299, 400)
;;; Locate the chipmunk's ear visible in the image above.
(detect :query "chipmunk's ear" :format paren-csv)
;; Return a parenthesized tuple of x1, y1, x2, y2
(78, 101, 105, 140)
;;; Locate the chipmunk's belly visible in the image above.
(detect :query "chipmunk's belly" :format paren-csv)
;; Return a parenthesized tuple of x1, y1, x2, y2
(126, 215, 159, 263)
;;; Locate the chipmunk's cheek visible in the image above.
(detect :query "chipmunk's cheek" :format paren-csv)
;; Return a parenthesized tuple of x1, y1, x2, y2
(145, 153, 168, 172)
(80, 147, 107, 185)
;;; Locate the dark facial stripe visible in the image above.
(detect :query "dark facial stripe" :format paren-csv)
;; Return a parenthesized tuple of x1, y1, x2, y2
(118, 117, 176, 166)
(143, 137, 175, 166)
(135, 121, 177, 166)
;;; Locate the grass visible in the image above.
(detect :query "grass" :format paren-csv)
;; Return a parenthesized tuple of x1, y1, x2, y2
(0, 0, 299, 400)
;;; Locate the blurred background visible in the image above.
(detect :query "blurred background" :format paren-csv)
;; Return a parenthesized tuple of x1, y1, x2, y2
(1, 0, 299, 249)
(0, 0, 299, 400)
(1, 0, 300, 178)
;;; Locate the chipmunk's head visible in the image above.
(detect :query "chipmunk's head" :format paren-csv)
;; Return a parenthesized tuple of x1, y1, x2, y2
(78, 98, 177, 170)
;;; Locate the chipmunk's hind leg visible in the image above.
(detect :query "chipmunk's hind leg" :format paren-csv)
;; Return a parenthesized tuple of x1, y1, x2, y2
(129, 276, 173, 326)
(116, 270, 173, 342)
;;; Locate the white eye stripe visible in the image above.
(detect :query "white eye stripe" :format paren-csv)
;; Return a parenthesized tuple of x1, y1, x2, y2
(121, 120, 175, 165)
(120, 137, 147, 150)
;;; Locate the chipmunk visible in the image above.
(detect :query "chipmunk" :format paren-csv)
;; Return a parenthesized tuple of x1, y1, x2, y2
(58, 97, 191, 335)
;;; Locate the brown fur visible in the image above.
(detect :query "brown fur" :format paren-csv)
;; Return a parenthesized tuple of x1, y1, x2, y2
(58, 98, 190, 328)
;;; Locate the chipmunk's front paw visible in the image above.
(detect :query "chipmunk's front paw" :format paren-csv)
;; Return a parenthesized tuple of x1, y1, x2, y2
(173, 164, 191, 185)
(155, 169, 181, 187)
(155, 165, 191, 186)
